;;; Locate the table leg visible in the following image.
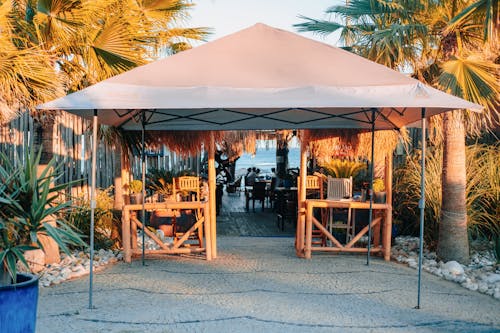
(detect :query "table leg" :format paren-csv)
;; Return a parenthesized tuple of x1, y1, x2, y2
(122, 209, 131, 263)
(383, 207, 392, 261)
(305, 203, 313, 259)
(373, 214, 381, 247)
(131, 212, 137, 250)
(204, 206, 212, 261)
(296, 205, 305, 257)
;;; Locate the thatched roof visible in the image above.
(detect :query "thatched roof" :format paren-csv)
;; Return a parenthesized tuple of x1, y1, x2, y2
(121, 128, 403, 163)
(302, 129, 402, 164)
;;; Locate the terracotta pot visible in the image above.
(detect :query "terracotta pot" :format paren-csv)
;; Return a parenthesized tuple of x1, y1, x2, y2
(158, 224, 173, 237)
(130, 193, 143, 204)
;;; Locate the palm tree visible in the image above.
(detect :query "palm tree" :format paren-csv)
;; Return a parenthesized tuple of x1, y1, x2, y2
(0, 3, 62, 122)
(295, 0, 499, 263)
(0, 0, 209, 117)
(11, 0, 209, 93)
(0, 0, 210, 207)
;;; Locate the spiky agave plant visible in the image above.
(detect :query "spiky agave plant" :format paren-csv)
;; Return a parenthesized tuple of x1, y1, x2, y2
(0, 148, 86, 285)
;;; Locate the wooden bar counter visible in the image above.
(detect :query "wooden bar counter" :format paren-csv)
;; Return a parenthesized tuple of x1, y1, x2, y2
(122, 201, 212, 262)
(302, 199, 392, 260)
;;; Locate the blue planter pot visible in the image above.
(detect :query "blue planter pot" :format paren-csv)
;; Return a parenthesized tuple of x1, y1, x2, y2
(0, 273, 39, 333)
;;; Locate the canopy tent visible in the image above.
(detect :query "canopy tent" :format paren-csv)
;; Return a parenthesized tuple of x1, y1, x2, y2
(38, 23, 482, 310)
(39, 23, 479, 130)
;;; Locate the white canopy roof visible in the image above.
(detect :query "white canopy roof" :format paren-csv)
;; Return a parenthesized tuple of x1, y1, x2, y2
(38, 23, 481, 131)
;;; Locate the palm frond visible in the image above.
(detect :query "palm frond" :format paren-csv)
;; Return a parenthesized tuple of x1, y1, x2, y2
(439, 54, 500, 131)
(294, 16, 344, 36)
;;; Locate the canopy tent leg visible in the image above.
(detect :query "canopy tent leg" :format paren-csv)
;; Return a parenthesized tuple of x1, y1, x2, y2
(89, 110, 98, 309)
(366, 108, 376, 265)
(141, 111, 146, 266)
(208, 132, 217, 259)
(416, 108, 427, 309)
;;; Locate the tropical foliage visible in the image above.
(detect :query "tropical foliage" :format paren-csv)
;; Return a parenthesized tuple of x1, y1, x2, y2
(67, 186, 119, 250)
(393, 146, 443, 246)
(321, 159, 367, 179)
(0, 0, 210, 121)
(394, 143, 500, 249)
(0, 148, 85, 284)
(296, 0, 499, 263)
(147, 168, 175, 197)
(466, 143, 500, 240)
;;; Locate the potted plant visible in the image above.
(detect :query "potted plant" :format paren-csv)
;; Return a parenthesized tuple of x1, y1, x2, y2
(372, 178, 386, 203)
(127, 180, 144, 204)
(147, 168, 174, 202)
(0, 149, 86, 333)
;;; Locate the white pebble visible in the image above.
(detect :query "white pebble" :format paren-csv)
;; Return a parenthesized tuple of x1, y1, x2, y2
(482, 273, 500, 284)
(443, 261, 465, 276)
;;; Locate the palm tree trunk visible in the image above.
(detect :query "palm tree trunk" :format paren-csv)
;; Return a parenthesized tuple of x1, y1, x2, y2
(437, 110, 470, 263)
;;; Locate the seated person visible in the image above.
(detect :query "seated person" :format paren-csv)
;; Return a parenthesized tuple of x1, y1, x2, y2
(245, 167, 257, 186)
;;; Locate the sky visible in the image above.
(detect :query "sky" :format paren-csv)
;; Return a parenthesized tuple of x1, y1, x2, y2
(188, 0, 342, 46)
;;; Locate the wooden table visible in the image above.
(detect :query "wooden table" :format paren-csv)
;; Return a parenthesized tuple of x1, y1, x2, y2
(302, 199, 392, 260)
(122, 201, 212, 262)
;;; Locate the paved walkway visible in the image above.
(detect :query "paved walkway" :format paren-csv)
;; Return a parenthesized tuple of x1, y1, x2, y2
(38, 236, 499, 333)
(216, 188, 295, 237)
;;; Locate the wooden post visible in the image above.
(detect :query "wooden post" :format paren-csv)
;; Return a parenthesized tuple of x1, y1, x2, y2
(296, 137, 307, 257)
(383, 154, 393, 261)
(208, 132, 217, 258)
(122, 208, 131, 263)
(305, 202, 312, 259)
(204, 203, 212, 260)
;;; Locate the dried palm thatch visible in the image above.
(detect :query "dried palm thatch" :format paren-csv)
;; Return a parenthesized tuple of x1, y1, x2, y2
(301, 129, 362, 162)
(117, 130, 280, 161)
(356, 130, 403, 162)
(302, 129, 404, 165)
(221, 131, 256, 158)
(120, 130, 222, 156)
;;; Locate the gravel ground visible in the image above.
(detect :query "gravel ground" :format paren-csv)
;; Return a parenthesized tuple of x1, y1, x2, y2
(37, 236, 500, 333)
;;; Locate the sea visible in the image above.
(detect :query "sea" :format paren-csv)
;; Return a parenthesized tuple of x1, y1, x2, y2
(234, 147, 300, 178)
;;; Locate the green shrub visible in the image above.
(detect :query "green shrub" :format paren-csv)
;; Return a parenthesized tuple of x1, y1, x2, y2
(67, 186, 118, 250)
(466, 144, 500, 241)
(393, 142, 499, 249)
(393, 146, 442, 247)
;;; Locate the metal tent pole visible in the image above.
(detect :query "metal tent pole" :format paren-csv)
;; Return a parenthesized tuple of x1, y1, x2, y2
(89, 110, 98, 309)
(416, 108, 426, 309)
(366, 108, 376, 265)
(141, 111, 146, 266)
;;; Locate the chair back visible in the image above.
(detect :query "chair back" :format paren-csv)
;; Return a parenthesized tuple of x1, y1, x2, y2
(174, 176, 200, 201)
(297, 175, 323, 199)
(306, 175, 321, 190)
(252, 181, 267, 200)
(327, 176, 352, 200)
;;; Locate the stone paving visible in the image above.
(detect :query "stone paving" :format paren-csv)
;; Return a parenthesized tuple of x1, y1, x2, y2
(37, 236, 500, 333)
(36, 193, 499, 332)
